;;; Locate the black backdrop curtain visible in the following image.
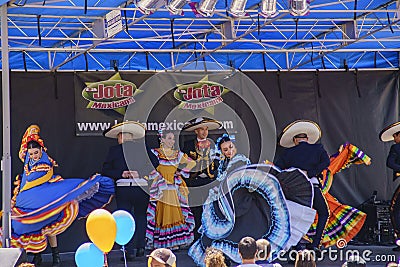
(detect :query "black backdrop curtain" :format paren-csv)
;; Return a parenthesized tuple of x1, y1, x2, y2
(0, 70, 398, 252)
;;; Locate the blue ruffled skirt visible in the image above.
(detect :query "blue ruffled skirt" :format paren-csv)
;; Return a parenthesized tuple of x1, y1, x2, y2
(7, 174, 114, 252)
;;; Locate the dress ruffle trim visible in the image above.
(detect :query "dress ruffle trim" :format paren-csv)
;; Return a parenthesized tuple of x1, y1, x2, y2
(10, 202, 79, 253)
(146, 201, 194, 249)
(192, 164, 292, 264)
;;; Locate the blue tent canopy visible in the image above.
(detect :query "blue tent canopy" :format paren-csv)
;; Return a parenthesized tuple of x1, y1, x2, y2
(1, 0, 400, 71)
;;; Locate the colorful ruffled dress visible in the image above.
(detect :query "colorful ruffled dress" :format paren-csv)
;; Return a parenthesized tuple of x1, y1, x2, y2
(146, 147, 195, 249)
(306, 143, 370, 247)
(189, 154, 315, 265)
(0, 125, 115, 253)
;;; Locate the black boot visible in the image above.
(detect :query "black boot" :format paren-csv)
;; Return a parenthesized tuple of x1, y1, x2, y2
(51, 246, 61, 267)
(32, 253, 42, 266)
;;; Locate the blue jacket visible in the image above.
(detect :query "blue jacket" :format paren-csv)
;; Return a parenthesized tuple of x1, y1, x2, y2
(275, 141, 330, 178)
(387, 143, 400, 181)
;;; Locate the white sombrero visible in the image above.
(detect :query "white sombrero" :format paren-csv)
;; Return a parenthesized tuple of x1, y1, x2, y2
(103, 121, 145, 139)
(182, 117, 222, 132)
(379, 122, 400, 142)
(279, 120, 322, 148)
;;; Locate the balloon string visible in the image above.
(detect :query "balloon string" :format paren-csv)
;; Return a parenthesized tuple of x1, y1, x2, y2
(122, 245, 127, 267)
(103, 253, 108, 267)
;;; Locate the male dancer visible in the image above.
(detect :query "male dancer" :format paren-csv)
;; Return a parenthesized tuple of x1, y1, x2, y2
(102, 121, 158, 260)
(275, 120, 330, 253)
(182, 117, 221, 241)
(380, 122, 400, 251)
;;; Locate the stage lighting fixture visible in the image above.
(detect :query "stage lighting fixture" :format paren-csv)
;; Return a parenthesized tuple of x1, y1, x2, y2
(167, 0, 187, 15)
(198, 0, 218, 17)
(289, 0, 309, 16)
(228, 0, 248, 17)
(260, 0, 277, 17)
(396, 238, 400, 246)
(136, 0, 164, 14)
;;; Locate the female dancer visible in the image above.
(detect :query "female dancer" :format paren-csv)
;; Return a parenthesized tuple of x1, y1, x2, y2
(308, 142, 369, 248)
(189, 134, 297, 265)
(1, 125, 114, 266)
(146, 130, 196, 250)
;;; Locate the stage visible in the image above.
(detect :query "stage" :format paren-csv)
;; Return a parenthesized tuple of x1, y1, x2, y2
(28, 244, 400, 266)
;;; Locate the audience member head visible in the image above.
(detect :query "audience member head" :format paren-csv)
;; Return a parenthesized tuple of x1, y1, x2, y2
(204, 247, 227, 267)
(256, 239, 271, 261)
(295, 250, 316, 267)
(238, 236, 258, 262)
(386, 262, 398, 267)
(147, 248, 176, 267)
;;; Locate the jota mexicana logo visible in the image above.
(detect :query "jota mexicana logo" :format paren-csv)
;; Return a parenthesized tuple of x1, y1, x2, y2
(173, 76, 229, 110)
(82, 73, 141, 114)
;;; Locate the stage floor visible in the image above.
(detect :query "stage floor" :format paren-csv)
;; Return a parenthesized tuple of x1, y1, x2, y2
(32, 244, 400, 266)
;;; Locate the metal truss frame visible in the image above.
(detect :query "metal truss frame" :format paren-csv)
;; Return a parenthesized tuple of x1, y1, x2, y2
(3, 0, 400, 70)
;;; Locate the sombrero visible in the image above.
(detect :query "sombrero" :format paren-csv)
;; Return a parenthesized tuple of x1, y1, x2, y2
(147, 248, 176, 267)
(379, 122, 400, 142)
(279, 120, 321, 148)
(103, 121, 145, 139)
(182, 117, 222, 132)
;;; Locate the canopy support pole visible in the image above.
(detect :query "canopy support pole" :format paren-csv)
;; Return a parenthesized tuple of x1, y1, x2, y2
(1, 2, 12, 248)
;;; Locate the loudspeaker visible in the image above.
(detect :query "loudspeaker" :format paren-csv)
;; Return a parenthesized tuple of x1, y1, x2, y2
(361, 203, 378, 227)
(0, 248, 27, 267)
(356, 203, 378, 243)
(356, 202, 394, 244)
(377, 221, 395, 243)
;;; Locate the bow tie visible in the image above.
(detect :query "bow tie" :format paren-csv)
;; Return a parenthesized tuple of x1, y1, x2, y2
(197, 140, 211, 150)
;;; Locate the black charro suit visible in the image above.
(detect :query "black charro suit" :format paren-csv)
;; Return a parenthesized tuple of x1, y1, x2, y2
(386, 143, 400, 237)
(275, 141, 330, 248)
(387, 143, 400, 181)
(102, 141, 158, 252)
(182, 138, 219, 240)
(275, 142, 330, 178)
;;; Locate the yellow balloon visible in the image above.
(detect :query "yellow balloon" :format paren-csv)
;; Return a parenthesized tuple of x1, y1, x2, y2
(86, 209, 116, 253)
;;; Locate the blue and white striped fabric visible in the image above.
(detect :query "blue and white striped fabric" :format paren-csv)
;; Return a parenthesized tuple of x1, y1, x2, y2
(189, 162, 292, 266)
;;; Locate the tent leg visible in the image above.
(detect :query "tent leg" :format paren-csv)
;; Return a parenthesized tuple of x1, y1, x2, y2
(1, 2, 12, 248)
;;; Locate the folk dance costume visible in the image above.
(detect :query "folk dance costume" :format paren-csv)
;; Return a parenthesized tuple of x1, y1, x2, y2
(102, 121, 158, 257)
(189, 135, 316, 266)
(275, 120, 330, 250)
(182, 117, 221, 240)
(146, 147, 196, 249)
(266, 165, 317, 249)
(0, 125, 114, 254)
(380, 122, 400, 250)
(276, 120, 368, 249)
(307, 143, 369, 247)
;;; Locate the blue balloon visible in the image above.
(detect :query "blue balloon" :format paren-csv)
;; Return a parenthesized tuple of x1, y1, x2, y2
(75, 242, 104, 267)
(112, 210, 136, 245)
